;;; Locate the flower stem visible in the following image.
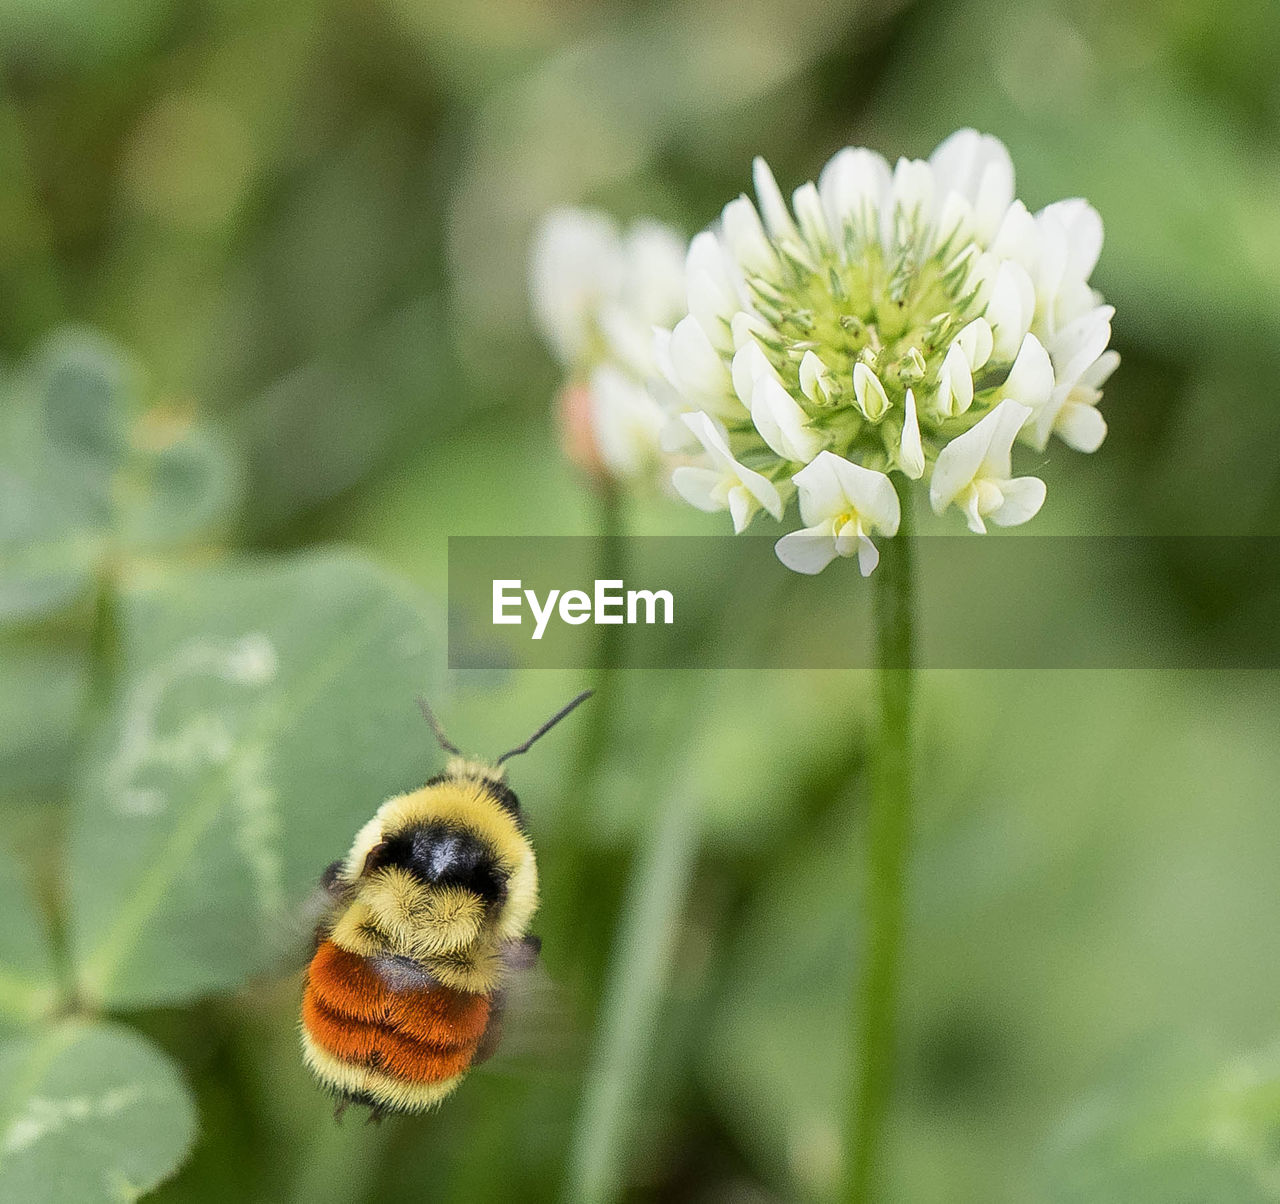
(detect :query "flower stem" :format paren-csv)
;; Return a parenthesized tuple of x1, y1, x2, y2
(538, 481, 625, 952)
(848, 493, 915, 1202)
(562, 759, 701, 1204)
(567, 479, 626, 816)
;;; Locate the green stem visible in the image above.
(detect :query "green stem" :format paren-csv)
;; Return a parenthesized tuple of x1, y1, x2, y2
(848, 492, 915, 1203)
(48, 566, 121, 1014)
(539, 481, 625, 949)
(87, 564, 122, 710)
(567, 479, 626, 812)
(562, 759, 701, 1204)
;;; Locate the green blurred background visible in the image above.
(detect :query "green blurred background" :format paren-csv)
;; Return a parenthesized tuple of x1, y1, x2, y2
(3, 0, 1280, 1200)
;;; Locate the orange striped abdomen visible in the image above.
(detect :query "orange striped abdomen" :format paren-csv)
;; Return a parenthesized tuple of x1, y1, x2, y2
(303, 940, 490, 1088)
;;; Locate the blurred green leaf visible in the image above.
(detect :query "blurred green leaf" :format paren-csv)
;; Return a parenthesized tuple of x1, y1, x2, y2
(68, 550, 443, 1010)
(1043, 1042, 1280, 1202)
(0, 331, 129, 624)
(115, 415, 243, 555)
(0, 1020, 196, 1203)
(0, 330, 242, 628)
(0, 634, 91, 798)
(0, 843, 58, 1032)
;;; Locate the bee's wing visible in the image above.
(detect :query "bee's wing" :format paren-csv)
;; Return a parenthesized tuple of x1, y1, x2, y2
(269, 860, 350, 973)
(472, 936, 581, 1078)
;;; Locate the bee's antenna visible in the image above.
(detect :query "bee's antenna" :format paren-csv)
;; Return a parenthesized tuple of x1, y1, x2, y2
(416, 696, 462, 757)
(495, 690, 594, 765)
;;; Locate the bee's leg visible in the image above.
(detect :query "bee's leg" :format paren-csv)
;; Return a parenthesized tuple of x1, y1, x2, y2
(365, 1104, 386, 1126)
(333, 1098, 349, 1124)
(473, 989, 507, 1066)
(319, 859, 346, 898)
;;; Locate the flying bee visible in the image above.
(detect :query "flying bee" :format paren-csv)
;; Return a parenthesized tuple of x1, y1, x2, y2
(301, 691, 591, 1118)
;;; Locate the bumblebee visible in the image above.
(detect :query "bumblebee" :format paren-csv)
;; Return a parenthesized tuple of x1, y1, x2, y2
(301, 691, 590, 1117)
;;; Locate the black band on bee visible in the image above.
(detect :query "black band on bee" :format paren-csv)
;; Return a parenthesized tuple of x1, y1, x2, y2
(481, 779, 522, 821)
(371, 822, 508, 905)
(421, 771, 524, 826)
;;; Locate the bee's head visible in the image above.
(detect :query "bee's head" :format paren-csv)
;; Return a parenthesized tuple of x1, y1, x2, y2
(345, 771, 536, 959)
(362, 764, 523, 901)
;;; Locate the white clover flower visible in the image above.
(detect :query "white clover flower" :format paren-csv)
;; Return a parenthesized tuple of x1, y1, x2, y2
(799, 350, 835, 403)
(652, 130, 1116, 573)
(853, 362, 892, 422)
(531, 209, 687, 482)
(654, 315, 739, 420)
(671, 411, 783, 534)
(749, 372, 827, 463)
(1050, 348, 1118, 453)
(897, 389, 925, 480)
(929, 399, 1046, 533)
(776, 451, 901, 576)
(587, 365, 670, 481)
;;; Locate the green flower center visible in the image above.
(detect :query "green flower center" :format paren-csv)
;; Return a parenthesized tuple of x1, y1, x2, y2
(737, 221, 991, 472)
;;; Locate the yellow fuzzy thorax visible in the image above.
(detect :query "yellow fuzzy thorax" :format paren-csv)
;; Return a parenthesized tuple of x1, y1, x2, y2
(329, 770, 538, 995)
